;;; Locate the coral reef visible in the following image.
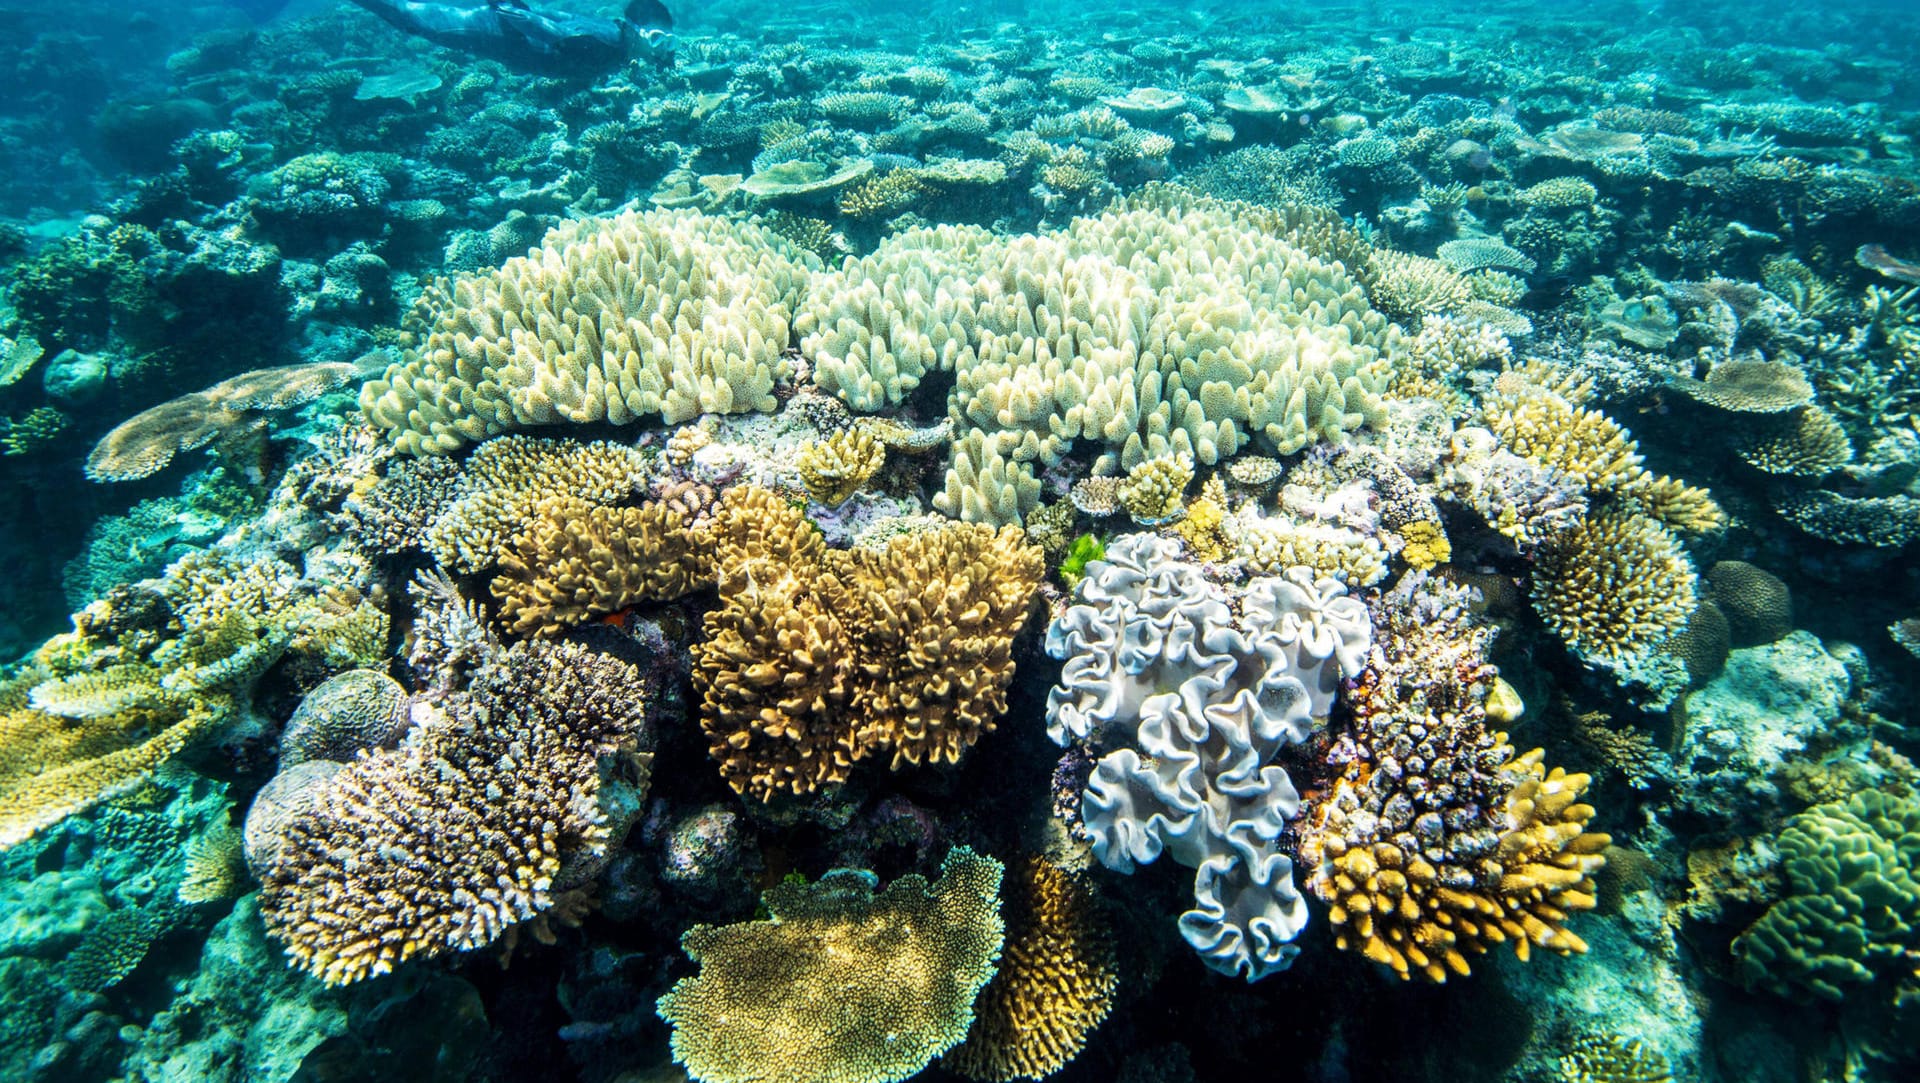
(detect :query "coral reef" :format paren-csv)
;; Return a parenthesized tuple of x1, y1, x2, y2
(945, 858, 1116, 1083)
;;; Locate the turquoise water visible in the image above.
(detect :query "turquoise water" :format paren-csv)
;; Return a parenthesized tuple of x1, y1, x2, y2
(1, 1, 1917, 1080)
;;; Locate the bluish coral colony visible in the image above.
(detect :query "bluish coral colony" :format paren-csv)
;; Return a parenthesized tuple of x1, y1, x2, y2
(4, 0, 1920, 1078)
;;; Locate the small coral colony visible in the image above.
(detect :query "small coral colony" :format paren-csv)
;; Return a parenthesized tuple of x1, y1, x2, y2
(1, 2, 1918, 1082)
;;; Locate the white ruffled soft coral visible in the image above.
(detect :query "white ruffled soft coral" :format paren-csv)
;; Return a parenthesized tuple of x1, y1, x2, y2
(1044, 533, 1371, 981)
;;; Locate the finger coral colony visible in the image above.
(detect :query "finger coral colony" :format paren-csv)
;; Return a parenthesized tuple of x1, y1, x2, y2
(0, 1, 1917, 1082)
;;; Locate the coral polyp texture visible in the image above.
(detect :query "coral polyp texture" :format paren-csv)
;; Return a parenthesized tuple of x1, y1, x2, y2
(86, 362, 357, 481)
(1530, 509, 1698, 666)
(1299, 573, 1611, 982)
(657, 847, 1005, 1083)
(1044, 533, 1371, 980)
(492, 496, 712, 635)
(800, 190, 1393, 525)
(257, 640, 649, 984)
(945, 858, 1116, 1082)
(695, 489, 1044, 799)
(360, 208, 819, 454)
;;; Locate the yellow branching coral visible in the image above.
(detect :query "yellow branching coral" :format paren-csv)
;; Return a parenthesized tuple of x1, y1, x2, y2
(1396, 519, 1451, 570)
(1314, 749, 1609, 983)
(797, 427, 887, 506)
(1483, 364, 1722, 534)
(1172, 477, 1231, 561)
(1362, 249, 1473, 318)
(360, 209, 819, 455)
(1117, 452, 1192, 523)
(0, 684, 226, 850)
(86, 362, 357, 481)
(945, 857, 1116, 1083)
(1301, 573, 1608, 983)
(658, 848, 1005, 1083)
(696, 511, 1043, 800)
(179, 821, 249, 904)
(493, 496, 713, 635)
(1558, 1034, 1673, 1083)
(1531, 509, 1698, 665)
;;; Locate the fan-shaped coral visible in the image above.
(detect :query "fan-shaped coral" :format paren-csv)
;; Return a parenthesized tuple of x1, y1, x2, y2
(658, 847, 1005, 1083)
(86, 362, 357, 481)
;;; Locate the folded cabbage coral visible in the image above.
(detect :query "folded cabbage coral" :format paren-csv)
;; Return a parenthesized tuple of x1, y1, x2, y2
(658, 847, 1005, 1083)
(1044, 533, 1370, 980)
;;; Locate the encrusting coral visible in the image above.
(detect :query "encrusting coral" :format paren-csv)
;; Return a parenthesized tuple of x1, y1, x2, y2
(1299, 573, 1611, 983)
(945, 857, 1116, 1082)
(657, 847, 1005, 1083)
(361, 208, 819, 455)
(257, 639, 650, 985)
(86, 362, 357, 481)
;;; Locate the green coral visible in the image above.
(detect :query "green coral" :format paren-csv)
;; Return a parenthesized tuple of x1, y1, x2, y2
(658, 847, 1005, 1083)
(1058, 534, 1106, 588)
(1733, 791, 1920, 1002)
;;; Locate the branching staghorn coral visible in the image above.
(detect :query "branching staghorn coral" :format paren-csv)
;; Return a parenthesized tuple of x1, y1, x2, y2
(1480, 363, 1723, 535)
(86, 362, 357, 481)
(657, 847, 1004, 1083)
(422, 435, 646, 573)
(1299, 573, 1610, 982)
(361, 209, 819, 455)
(1045, 533, 1371, 980)
(257, 639, 650, 985)
(1530, 509, 1698, 667)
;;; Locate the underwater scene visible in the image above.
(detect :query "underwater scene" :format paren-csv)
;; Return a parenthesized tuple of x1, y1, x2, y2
(1, 0, 1918, 1080)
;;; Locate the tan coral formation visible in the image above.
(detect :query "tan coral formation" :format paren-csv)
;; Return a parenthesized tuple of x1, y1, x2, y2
(695, 498, 1044, 800)
(87, 362, 357, 481)
(797, 426, 887, 506)
(946, 857, 1116, 1082)
(361, 209, 819, 455)
(493, 497, 713, 635)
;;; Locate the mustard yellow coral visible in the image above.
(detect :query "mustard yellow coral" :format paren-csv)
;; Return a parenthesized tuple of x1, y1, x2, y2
(493, 496, 713, 635)
(797, 427, 886, 506)
(1314, 749, 1609, 982)
(946, 857, 1116, 1083)
(696, 511, 1043, 799)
